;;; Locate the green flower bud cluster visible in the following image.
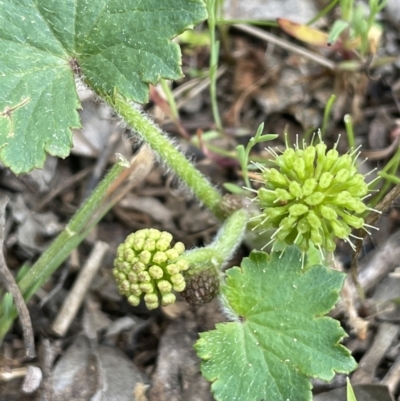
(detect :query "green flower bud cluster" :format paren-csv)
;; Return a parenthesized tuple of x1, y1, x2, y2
(254, 140, 370, 254)
(113, 229, 189, 310)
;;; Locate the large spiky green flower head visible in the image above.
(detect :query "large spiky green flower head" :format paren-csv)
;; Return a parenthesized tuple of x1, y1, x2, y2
(113, 229, 189, 310)
(255, 140, 370, 255)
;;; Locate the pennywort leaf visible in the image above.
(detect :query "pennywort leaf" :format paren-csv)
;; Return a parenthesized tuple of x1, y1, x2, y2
(0, 0, 207, 173)
(195, 247, 357, 401)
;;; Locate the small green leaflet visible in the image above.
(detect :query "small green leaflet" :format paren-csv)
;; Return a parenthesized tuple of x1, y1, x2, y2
(327, 19, 349, 45)
(195, 247, 357, 401)
(347, 378, 358, 401)
(0, 0, 207, 173)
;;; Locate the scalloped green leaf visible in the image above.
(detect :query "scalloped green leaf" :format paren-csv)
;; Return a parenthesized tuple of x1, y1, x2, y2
(195, 247, 357, 401)
(0, 0, 207, 173)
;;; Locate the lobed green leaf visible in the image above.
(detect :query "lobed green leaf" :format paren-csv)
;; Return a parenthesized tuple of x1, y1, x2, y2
(0, 0, 207, 173)
(195, 247, 357, 401)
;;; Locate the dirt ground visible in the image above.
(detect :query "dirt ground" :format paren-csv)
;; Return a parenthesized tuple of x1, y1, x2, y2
(1, 1, 400, 400)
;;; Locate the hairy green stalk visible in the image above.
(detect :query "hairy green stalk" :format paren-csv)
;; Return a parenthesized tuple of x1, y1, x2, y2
(182, 208, 248, 268)
(108, 91, 223, 217)
(180, 209, 248, 305)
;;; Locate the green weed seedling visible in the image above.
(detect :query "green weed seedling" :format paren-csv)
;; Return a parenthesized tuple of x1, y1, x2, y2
(0, 1, 382, 400)
(278, 0, 389, 70)
(327, 0, 388, 57)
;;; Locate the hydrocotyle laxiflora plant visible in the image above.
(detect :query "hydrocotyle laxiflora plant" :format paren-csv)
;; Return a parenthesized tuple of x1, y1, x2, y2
(111, 137, 363, 401)
(114, 136, 377, 309)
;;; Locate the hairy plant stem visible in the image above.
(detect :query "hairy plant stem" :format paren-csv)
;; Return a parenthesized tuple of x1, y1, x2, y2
(108, 91, 223, 218)
(182, 209, 248, 270)
(0, 156, 129, 342)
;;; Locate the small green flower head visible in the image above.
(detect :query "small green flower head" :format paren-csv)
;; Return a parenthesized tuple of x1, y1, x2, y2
(253, 138, 372, 256)
(113, 229, 189, 309)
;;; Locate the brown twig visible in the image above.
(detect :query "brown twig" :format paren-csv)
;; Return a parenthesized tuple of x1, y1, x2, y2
(350, 182, 400, 289)
(381, 348, 400, 395)
(352, 322, 398, 384)
(51, 241, 109, 337)
(34, 166, 93, 212)
(359, 137, 400, 160)
(0, 196, 36, 358)
(366, 182, 400, 227)
(233, 24, 336, 70)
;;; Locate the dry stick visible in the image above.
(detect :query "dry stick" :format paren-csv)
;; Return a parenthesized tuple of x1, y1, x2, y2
(38, 264, 70, 308)
(34, 166, 93, 212)
(351, 322, 398, 384)
(365, 182, 400, 228)
(340, 272, 369, 341)
(360, 137, 400, 160)
(342, 181, 400, 338)
(336, 229, 400, 338)
(351, 182, 400, 292)
(333, 156, 400, 338)
(335, 228, 400, 339)
(0, 196, 35, 359)
(0, 366, 28, 382)
(174, 66, 227, 109)
(233, 24, 336, 70)
(84, 129, 121, 198)
(51, 241, 109, 337)
(40, 338, 58, 401)
(381, 351, 400, 395)
(104, 144, 155, 207)
(358, 229, 400, 292)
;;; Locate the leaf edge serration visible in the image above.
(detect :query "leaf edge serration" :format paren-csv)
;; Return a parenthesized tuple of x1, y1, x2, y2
(195, 246, 357, 401)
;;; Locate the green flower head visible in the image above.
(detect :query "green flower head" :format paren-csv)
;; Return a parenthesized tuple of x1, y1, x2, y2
(113, 228, 189, 309)
(253, 138, 372, 257)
